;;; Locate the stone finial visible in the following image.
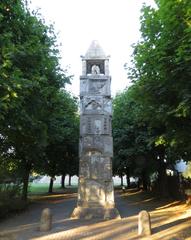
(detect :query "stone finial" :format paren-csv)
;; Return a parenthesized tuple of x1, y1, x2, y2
(40, 208, 52, 232)
(84, 40, 107, 59)
(138, 210, 151, 236)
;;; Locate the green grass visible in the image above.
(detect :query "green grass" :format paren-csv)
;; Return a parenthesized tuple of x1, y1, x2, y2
(28, 183, 61, 195)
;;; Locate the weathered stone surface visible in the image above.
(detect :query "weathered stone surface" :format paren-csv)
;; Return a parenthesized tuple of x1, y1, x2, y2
(138, 210, 151, 236)
(71, 207, 120, 220)
(83, 40, 107, 60)
(40, 208, 52, 232)
(79, 136, 113, 157)
(80, 96, 112, 115)
(80, 76, 111, 97)
(80, 115, 112, 136)
(71, 40, 120, 219)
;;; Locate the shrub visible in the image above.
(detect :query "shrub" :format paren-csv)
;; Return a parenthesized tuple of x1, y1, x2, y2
(0, 184, 26, 219)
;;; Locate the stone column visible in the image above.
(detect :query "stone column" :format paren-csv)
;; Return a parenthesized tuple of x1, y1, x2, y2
(104, 59, 109, 75)
(82, 59, 86, 75)
(71, 41, 120, 219)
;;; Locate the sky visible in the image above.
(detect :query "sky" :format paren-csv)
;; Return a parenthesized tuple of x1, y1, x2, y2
(29, 0, 156, 97)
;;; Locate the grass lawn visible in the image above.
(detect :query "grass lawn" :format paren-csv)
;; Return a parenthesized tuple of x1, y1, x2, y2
(28, 183, 61, 195)
(28, 183, 78, 195)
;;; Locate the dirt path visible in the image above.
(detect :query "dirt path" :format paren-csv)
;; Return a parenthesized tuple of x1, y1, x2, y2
(0, 188, 190, 240)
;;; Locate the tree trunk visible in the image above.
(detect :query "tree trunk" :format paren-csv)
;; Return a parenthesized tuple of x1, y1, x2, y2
(21, 167, 30, 201)
(158, 159, 168, 198)
(61, 174, 66, 188)
(126, 168, 130, 188)
(68, 175, 72, 186)
(48, 177, 54, 193)
(120, 174, 124, 186)
(142, 170, 148, 191)
(137, 177, 141, 189)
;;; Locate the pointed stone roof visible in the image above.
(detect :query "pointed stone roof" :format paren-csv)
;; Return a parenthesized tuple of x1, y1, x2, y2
(84, 40, 107, 59)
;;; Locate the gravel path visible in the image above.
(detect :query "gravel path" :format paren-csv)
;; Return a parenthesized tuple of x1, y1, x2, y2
(0, 189, 190, 240)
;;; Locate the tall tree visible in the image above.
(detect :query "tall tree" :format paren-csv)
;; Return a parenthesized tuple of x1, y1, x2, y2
(113, 86, 157, 190)
(41, 91, 79, 193)
(128, 0, 191, 162)
(0, 0, 71, 200)
(123, 0, 191, 196)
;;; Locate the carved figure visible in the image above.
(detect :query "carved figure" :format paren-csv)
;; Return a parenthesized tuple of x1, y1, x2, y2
(91, 64, 100, 75)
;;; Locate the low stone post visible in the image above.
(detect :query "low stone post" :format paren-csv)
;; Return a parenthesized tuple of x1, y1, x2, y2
(138, 210, 151, 236)
(40, 208, 52, 232)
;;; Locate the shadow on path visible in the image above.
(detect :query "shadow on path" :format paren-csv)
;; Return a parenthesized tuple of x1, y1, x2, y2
(0, 188, 190, 240)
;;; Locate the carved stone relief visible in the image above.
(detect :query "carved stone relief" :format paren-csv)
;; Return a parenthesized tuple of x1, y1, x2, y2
(80, 77, 111, 96)
(81, 96, 112, 115)
(79, 160, 90, 178)
(103, 136, 113, 157)
(80, 116, 111, 135)
(103, 98, 112, 114)
(89, 79, 106, 94)
(86, 180, 105, 203)
(77, 177, 86, 203)
(104, 180, 114, 206)
(80, 79, 88, 95)
(80, 135, 113, 157)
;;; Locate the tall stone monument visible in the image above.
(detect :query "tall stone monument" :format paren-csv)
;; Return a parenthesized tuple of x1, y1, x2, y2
(71, 41, 120, 219)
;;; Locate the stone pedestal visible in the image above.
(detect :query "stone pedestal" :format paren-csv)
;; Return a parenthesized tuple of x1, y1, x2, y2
(71, 40, 120, 219)
(71, 207, 120, 220)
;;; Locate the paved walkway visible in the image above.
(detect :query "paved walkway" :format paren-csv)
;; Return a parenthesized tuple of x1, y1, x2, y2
(0, 189, 190, 240)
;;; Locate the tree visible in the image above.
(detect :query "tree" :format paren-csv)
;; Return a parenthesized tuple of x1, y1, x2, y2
(0, 0, 71, 200)
(123, 0, 191, 196)
(113, 86, 157, 190)
(40, 91, 79, 193)
(128, 0, 191, 162)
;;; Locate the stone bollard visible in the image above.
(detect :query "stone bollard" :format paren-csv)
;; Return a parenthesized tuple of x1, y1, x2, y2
(138, 210, 151, 236)
(40, 208, 52, 232)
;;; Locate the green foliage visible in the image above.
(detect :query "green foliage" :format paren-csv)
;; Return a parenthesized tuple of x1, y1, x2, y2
(42, 91, 79, 179)
(0, 0, 78, 200)
(0, 183, 26, 218)
(183, 162, 191, 178)
(113, 0, 191, 195)
(128, 0, 191, 162)
(0, 183, 21, 199)
(113, 85, 157, 180)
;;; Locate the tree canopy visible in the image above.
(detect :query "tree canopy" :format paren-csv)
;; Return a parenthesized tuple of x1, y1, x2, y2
(0, 0, 79, 200)
(113, 0, 191, 196)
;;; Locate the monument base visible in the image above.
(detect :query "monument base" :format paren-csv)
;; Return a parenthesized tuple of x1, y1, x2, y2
(71, 207, 121, 220)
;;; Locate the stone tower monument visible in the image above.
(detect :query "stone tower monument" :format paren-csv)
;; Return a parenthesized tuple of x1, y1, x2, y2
(71, 41, 120, 219)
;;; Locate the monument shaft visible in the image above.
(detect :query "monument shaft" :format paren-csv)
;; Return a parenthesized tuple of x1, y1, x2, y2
(71, 41, 120, 219)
